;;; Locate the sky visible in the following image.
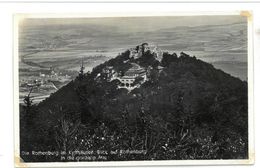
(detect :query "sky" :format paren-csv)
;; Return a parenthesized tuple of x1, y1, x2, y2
(20, 15, 247, 33)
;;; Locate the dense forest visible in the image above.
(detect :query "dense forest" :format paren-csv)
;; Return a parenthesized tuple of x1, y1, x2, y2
(20, 46, 248, 162)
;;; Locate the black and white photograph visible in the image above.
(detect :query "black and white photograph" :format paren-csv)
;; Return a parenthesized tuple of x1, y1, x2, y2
(15, 13, 252, 165)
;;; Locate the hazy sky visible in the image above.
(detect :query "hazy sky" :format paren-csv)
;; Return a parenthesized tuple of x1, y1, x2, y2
(21, 15, 247, 33)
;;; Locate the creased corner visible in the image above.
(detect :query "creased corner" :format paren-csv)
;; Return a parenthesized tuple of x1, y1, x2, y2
(240, 11, 253, 21)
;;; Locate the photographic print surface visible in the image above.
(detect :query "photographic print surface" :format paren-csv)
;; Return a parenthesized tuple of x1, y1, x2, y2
(16, 14, 250, 164)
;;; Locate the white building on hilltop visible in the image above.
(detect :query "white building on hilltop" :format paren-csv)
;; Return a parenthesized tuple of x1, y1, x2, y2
(103, 63, 148, 91)
(118, 63, 147, 90)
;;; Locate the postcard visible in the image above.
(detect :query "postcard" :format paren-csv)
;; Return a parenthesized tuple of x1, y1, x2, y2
(13, 11, 254, 167)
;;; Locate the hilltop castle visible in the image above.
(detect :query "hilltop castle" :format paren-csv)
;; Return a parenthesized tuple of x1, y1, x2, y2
(101, 43, 163, 91)
(129, 43, 163, 61)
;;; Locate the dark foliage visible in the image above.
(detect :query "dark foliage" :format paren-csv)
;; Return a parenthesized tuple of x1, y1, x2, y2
(20, 49, 248, 162)
(135, 50, 160, 68)
(161, 52, 178, 67)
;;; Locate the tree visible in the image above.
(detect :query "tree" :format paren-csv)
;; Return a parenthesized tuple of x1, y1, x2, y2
(23, 86, 35, 128)
(24, 87, 33, 109)
(161, 52, 178, 67)
(136, 50, 159, 68)
(54, 112, 80, 159)
(78, 58, 85, 80)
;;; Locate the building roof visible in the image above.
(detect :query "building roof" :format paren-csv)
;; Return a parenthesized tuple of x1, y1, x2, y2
(124, 63, 146, 76)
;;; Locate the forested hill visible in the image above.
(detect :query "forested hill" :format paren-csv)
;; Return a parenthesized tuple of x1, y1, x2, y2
(20, 46, 248, 162)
